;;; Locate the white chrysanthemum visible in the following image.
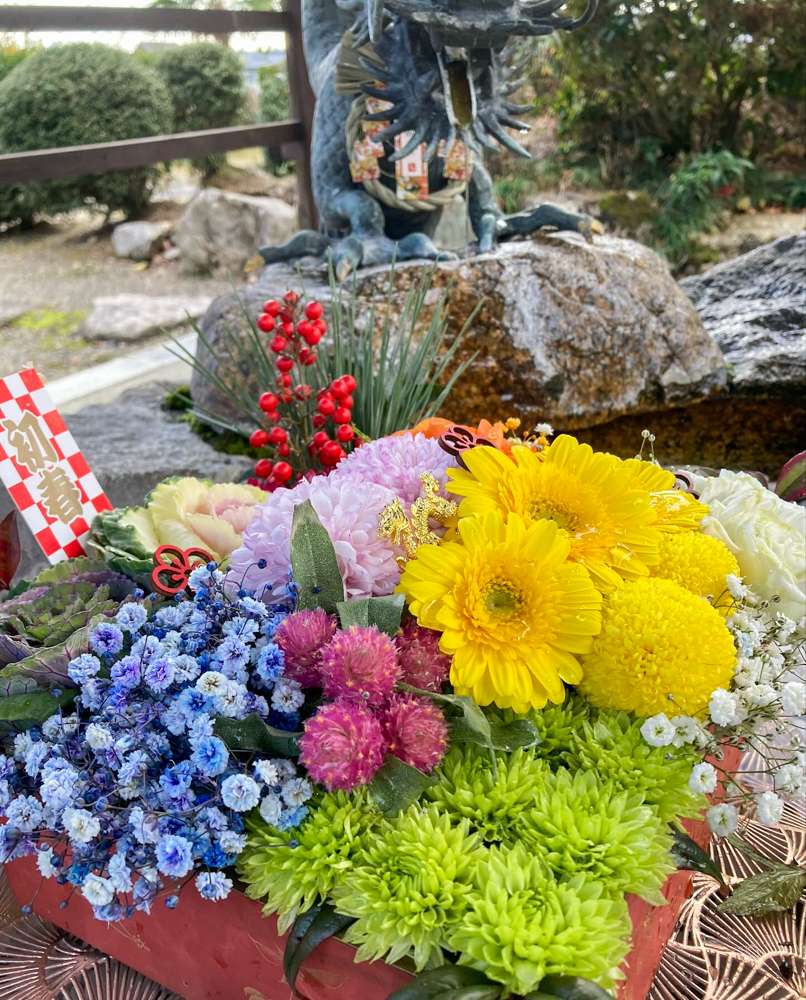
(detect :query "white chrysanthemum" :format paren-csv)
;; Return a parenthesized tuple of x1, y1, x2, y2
(709, 688, 748, 727)
(640, 713, 676, 747)
(229, 476, 403, 602)
(331, 433, 454, 507)
(756, 790, 784, 826)
(707, 802, 739, 837)
(689, 762, 717, 794)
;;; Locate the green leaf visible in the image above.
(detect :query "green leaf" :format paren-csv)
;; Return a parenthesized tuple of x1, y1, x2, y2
(385, 966, 495, 1000)
(286, 903, 354, 996)
(283, 905, 322, 988)
(214, 714, 301, 757)
(369, 755, 438, 816)
(432, 988, 500, 1000)
(527, 977, 615, 1000)
(726, 833, 793, 872)
(719, 867, 806, 917)
(670, 828, 726, 888)
(450, 717, 541, 753)
(336, 594, 406, 636)
(0, 688, 76, 723)
(290, 500, 345, 613)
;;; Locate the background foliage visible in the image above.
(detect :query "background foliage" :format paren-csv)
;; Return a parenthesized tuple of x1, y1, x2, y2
(0, 43, 174, 225)
(258, 63, 293, 176)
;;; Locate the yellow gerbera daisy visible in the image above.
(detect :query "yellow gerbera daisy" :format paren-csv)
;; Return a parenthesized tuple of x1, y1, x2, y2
(651, 532, 740, 615)
(579, 577, 736, 718)
(398, 511, 602, 712)
(447, 436, 661, 590)
(620, 458, 710, 532)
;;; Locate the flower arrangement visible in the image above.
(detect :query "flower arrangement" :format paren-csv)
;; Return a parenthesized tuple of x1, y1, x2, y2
(2, 419, 804, 1000)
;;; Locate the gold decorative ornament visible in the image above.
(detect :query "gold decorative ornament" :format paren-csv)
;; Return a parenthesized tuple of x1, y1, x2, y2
(378, 473, 458, 568)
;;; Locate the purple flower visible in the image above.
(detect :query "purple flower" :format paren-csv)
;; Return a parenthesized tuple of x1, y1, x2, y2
(110, 655, 141, 690)
(255, 643, 284, 688)
(195, 871, 233, 901)
(220, 774, 260, 812)
(89, 622, 125, 656)
(191, 737, 229, 778)
(331, 432, 453, 507)
(67, 653, 101, 685)
(155, 834, 193, 878)
(115, 603, 147, 634)
(144, 657, 175, 692)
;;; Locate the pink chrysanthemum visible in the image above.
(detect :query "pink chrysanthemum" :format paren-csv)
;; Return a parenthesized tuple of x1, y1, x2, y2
(381, 694, 448, 773)
(228, 476, 403, 603)
(298, 699, 386, 791)
(275, 610, 336, 687)
(395, 618, 451, 692)
(319, 625, 401, 707)
(331, 433, 453, 508)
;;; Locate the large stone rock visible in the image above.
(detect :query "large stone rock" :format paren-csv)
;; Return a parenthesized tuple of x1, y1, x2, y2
(78, 294, 213, 342)
(681, 231, 806, 398)
(0, 384, 254, 581)
(173, 189, 298, 275)
(111, 221, 171, 262)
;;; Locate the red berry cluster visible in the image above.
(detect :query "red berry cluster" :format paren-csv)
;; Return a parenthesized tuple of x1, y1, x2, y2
(246, 291, 358, 490)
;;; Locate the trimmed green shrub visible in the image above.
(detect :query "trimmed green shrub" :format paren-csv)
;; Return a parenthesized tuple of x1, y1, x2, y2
(258, 62, 293, 176)
(0, 39, 34, 84)
(0, 43, 173, 225)
(156, 42, 246, 176)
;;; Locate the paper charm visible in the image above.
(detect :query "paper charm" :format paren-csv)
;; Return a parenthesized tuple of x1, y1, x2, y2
(395, 132, 429, 201)
(0, 368, 112, 563)
(350, 136, 384, 182)
(443, 139, 472, 181)
(363, 94, 393, 138)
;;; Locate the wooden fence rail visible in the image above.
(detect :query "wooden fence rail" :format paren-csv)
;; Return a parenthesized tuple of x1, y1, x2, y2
(0, 1, 317, 229)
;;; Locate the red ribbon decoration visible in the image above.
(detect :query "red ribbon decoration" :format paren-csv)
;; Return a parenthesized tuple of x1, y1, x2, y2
(151, 544, 213, 596)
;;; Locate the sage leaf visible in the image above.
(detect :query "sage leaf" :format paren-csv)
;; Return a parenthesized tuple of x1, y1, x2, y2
(719, 867, 806, 917)
(336, 593, 406, 636)
(369, 755, 438, 816)
(286, 903, 354, 996)
(385, 966, 494, 1000)
(290, 500, 345, 613)
(214, 714, 301, 757)
(670, 828, 726, 888)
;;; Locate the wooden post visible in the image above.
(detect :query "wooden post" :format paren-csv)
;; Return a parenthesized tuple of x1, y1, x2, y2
(283, 0, 318, 232)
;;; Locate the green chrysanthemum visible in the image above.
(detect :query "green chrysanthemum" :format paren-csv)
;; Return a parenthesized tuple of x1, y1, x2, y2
(563, 710, 705, 824)
(516, 768, 675, 904)
(333, 805, 484, 971)
(486, 696, 591, 762)
(424, 744, 548, 846)
(238, 789, 379, 933)
(448, 843, 631, 996)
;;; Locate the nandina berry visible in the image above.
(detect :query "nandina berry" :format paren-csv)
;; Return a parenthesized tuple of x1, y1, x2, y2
(269, 336, 287, 354)
(278, 442, 291, 457)
(259, 392, 279, 412)
(305, 301, 323, 321)
(317, 395, 335, 415)
(313, 318, 327, 335)
(330, 378, 348, 399)
(264, 300, 281, 317)
(276, 357, 294, 372)
(273, 462, 293, 483)
(284, 290, 300, 305)
(255, 458, 273, 478)
(267, 409, 282, 423)
(282, 322, 295, 338)
(296, 320, 313, 338)
(257, 313, 275, 333)
(299, 347, 311, 363)
(303, 353, 316, 365)
(303, 329, 322, 346)
(312, 431, 330, 448)
(340, 394, 354, 410)
(336, 424, 355, 443)
(319, 441, 345, 466)
(312, 413, 327, 429)
(279, 373, 292, 387)
(295, 385, 312, 400)
(333, 406, 351, 425)
(342, 374, 357, 393)
(250, 429, 270, 448)
(268, 426, 288, 445)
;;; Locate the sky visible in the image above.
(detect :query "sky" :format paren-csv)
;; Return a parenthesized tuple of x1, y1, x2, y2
(3, 0, 286, 53)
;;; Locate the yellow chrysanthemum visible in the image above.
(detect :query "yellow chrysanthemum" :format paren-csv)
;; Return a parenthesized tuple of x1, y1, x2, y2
(447, 436, 661, 590)
(579, 577, 736, 718)
(398, 511, 602, 712)
(651, 532, 740, 615)
(620, 458, 710, 532)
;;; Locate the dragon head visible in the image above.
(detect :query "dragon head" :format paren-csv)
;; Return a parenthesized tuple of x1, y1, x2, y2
(353, 0, 598, 161)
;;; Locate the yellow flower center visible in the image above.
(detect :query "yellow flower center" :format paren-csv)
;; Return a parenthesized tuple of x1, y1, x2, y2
(483, 580, 523, 619)
(528, 497, 582, 535)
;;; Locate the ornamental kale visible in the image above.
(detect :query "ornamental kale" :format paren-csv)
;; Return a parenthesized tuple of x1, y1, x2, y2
(0, 563, 313, 921)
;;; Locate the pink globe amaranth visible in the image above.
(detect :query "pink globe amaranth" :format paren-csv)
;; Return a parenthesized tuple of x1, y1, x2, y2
(395, 618, 451, 692)
(298, 699, 386, 792)
(381, 694, 449, 773)
(275, 609, 336, 687)
(319, 625, 402, 707)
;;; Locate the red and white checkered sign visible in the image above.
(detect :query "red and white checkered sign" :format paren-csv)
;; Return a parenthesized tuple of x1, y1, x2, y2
(0, 369, 112, 564)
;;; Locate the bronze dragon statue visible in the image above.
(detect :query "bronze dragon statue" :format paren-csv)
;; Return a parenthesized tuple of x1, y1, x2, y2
(259, 0, 600, 277)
